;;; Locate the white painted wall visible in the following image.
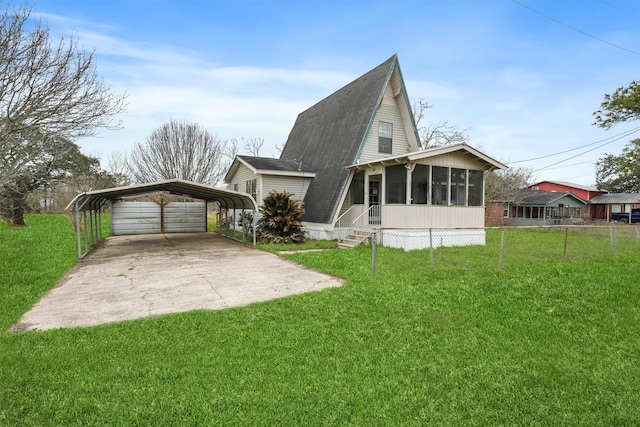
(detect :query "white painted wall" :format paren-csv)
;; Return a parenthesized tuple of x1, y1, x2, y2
(359, 85, 413, 163)
(261, 175, 312, 202)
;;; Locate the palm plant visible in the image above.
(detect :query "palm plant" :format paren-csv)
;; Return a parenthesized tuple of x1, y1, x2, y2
(257, 191, 305, 244)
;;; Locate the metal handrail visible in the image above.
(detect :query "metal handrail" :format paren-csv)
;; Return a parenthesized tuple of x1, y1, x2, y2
(352, 204, 380, 228)
(334, 205, 356, 228)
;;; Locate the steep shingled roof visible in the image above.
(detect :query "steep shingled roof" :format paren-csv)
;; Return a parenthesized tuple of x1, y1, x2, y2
(279, 55, 399, 224)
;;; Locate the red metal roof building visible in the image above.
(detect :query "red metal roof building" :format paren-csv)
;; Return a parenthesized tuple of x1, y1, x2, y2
(527, 180, 606, 201)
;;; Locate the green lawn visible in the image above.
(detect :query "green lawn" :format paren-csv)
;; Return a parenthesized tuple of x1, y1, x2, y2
(1, 216, 639, 425)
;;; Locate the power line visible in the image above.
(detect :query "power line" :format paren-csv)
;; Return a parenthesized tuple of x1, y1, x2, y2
(531, 129, 637, 172)
(509, 126, 640, 164)
(534, 158, 599, 171)
(599, 0, 640, 19)
(512, 0, 640, 56)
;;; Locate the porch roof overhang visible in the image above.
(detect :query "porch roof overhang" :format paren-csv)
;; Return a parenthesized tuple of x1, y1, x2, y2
(346, 143, 508, 172)
(590, 193, 640, 204)
(65, 179, 259, 213)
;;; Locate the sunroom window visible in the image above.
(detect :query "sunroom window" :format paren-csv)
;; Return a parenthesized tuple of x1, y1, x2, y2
(385, 164, 406, 204)
(450, 168, 466, 206)
(411, 164, 430, 204)
(431, 166, 449, 205)
(468, 170, 483, 206)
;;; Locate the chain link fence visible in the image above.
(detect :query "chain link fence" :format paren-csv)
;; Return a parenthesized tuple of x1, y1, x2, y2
(369, 225, 640, 275)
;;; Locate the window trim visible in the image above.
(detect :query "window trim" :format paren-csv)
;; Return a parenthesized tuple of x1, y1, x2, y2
(378, 121, 393, 154)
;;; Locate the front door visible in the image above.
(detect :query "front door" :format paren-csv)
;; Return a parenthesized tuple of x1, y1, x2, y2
(368, 176, 381, 225)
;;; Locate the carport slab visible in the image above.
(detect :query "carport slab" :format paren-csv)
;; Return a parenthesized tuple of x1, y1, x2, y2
(11, 233, 344, 331)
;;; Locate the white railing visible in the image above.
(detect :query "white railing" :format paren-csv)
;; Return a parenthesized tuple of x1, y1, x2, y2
(334, 205, 356, 229)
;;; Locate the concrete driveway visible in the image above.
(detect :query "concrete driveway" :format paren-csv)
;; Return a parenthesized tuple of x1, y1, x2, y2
(11, 233, 344, 332)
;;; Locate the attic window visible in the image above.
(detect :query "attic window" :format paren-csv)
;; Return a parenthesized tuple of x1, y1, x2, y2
(378, 122, 392, 154)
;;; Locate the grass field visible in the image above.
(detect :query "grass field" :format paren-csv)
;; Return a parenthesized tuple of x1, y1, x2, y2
(1, 215, 639, 425)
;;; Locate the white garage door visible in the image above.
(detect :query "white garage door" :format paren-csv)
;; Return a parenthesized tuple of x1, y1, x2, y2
(111, 200, 206, 235)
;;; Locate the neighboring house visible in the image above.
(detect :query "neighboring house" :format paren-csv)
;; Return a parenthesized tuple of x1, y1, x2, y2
(504, 189, 587, 226)
(224, 55, 507, 250)
(527, 180, 605, 201)
(589, 193, 640, 222)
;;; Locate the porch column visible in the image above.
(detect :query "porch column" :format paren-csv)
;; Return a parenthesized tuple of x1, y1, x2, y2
(364, 173, 370, 207)
(406, 167, 412, 205)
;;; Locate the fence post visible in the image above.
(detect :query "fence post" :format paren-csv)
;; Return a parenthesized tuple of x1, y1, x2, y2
(371, 230, 377, 278)
(499, 226, 505, 270)
(563, 227, 569, 258)
(610, 225, 617, 253)
(429, 228, 434, 272)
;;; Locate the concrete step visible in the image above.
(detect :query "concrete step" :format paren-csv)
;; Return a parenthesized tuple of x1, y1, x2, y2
(338, 233, 371, 249)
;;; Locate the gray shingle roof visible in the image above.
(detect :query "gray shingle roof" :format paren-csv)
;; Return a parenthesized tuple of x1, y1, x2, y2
(511, 189, 586, 205)
(280, 55, 398, 224)
(237, 155, 314, 173)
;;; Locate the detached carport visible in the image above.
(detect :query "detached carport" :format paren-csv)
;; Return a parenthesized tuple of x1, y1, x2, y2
(66, 179, 258, 258)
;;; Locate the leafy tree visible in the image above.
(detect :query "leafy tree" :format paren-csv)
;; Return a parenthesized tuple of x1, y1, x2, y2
(413, 98, 469, 148)
(595, 138, 640, 193)
(593, 81, 640, 192)
(257, 191, 305, 244)
(0, 2, 127, 224)
(128, 119, 230, 185)
(593, 81, 640, 129)
(0, 133, 108, 223)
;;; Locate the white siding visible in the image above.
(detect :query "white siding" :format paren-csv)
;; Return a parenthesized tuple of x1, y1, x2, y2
(381, 205, 485, 228)
(261, 175, 312, 202)
(227, 164, 260, 199)
(360, 85, 413, 163)
(419, 152, 487, 170)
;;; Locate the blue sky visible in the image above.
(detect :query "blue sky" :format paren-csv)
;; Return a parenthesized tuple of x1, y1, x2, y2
(26, 0, 640, 186)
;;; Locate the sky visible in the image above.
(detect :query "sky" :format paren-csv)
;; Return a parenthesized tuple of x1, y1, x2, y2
(21, 0, 640, 186)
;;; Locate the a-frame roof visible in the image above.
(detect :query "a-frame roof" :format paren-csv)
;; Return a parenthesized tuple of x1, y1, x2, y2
(279, 54, 410, 224)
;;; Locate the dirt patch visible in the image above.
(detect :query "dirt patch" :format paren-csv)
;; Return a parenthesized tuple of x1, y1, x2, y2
(11, 233, 344, 331)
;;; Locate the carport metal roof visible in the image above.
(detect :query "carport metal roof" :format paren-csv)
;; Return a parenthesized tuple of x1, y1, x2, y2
(66, 179, 258, 212)
(66, 179, 258, 258)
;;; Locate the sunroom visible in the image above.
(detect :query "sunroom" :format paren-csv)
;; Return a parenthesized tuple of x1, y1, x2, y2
(333, 144, 507, 248)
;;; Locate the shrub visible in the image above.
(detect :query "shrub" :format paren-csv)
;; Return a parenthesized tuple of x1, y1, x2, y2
(257, 191, 305, 244)
(237, 211, 254, 234)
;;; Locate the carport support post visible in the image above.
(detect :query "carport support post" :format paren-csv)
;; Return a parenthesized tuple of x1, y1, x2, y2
(75, 204, 82, 259)
(241, 209, 246, 242)
(89, 209, 94, 247)
(83, 211, 89, 254)
(253, 211, 257, 246)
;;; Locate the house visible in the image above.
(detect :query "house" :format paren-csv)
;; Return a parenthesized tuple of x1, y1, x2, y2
(224, 55, 507, 250)
(589, 193, 640, 222)
(503, 189, 588, 226)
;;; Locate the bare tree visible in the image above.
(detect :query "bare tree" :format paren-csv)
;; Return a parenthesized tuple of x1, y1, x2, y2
(413, 99, 469, 148)
(243, 137, 264, 156)
(0, 2, 127, 224)
(106, 151, 133, 187)
(0, 3, 126, 141)
(128, 119, 228, 185)
(484, 167, 534, 204)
